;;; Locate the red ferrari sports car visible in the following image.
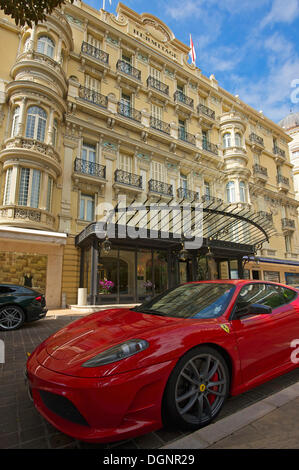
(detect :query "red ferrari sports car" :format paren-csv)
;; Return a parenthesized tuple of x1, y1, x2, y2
(26, 280, 299, 443)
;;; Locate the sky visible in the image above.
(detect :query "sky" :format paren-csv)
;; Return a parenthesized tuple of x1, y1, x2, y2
(85, 0, 299, 123)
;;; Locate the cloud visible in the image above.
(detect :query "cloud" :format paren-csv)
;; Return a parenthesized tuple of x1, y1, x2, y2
(260, 0, 299, 28)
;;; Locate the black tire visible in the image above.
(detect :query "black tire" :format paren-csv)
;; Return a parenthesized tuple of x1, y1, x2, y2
(0, 305, 25, 331)
(162, 346, 230, 431)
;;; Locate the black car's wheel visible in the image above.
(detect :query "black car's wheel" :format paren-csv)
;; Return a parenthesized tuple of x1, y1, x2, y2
(162, 346, 230, 431)
(0, 305, 25, 331)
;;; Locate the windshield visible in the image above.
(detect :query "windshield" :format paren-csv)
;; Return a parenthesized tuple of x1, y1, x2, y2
(133, 283, 236, 319)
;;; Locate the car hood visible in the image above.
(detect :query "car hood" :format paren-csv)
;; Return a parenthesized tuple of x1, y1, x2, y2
(35, 308, 193, 377)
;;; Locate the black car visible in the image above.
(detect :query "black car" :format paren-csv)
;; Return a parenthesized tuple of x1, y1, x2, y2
(0, 284, 47, 331)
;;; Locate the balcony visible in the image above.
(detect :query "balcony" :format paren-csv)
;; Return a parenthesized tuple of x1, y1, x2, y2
(177, 188, 200, 201)
(273, 145, 286, 159)
(147, 76, 169, 96)
(197, 104, 215, 121)
(150, 116, 170, 135)
(174, 90, 194, 109)
(0, 205, 55, 230)
(178, 128, 196, 146)
(250, 133, 264, 148)
(253, 164, 268, 182)
(117, 102, 142, 123)
(282, 218, 295, 231)
(78, 86, 108, 109)
(148, 179, 173, 197)
(81, 41, 109, 66)
(277, 174, 290, 192)
(114, 169, 142, 190)
(257, 211, 273, 223)
(116, 60, 141, 81)
(74, 158, 106, 179)
(202, 140, 218, 156)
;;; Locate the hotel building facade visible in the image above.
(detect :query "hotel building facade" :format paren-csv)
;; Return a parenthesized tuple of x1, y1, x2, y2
(0, 1, 298, 308)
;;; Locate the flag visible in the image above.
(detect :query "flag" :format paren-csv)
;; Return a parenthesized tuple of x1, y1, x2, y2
(102, 0, 112, 9)
(189, 34, 196, 66)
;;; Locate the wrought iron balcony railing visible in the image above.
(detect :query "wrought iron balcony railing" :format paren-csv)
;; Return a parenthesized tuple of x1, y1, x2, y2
(117, 102, 142, 122)
(115, 169, 142, 189)
(74, 158, 106, 179)
(202, 140, 218, 155)
(257, 211, 273, 223)
(197, 103, 215, 120)
(250, 133, 264, 147)
(282, 218, 295, 229)
(81, 41, 109, 64)
(253, 164, 268, 177)
(146, 76, 169, 95)
(78, 86, 108, 108)
(178, 128, 196, 145)
(277, 175, 290, 186)
(150, 116, 171, 134)
(273, 146, 286, 158)
(177, 188, 200, 201)
(174, 90, 194, 108)
(116, 60, 141, 80)
(148, 179, 173, 196)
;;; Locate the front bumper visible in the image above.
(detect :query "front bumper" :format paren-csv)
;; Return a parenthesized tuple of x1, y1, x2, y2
(26, 351, 176, 443)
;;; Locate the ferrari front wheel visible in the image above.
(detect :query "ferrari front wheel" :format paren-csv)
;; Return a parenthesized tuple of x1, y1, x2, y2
(162, 346, 230, 431)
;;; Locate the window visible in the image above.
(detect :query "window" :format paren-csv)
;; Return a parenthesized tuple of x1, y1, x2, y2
(151, 161, 164, 182)
(46, 177, 53, 212)
(122, 53, 131, 64)
(223, 132, 231, 148)
(119, 154, 133, 173)
(37, 36, 55, 58)
(226, 181, 235, 203)
(180, 174, 188, 198)
(150, 66, 161, 81)
(84, 74, 100, 92)
(120, 93, 131, 117)
(81, 143, 96, 175)
(235, 283, 286, 314)
(134, 283, 236, 319)
(239, 181, 246, 202)
(285, 234, 292, 252)
(52, 119, 58, 147)
(235, 133, 242, 147)
(11, 107, 20, 137)
(151, 104, 162, 121)
(3, 168, 13, 205)
(18, 168, 41, 208)
(87, 33, 101, 49)
(26, 106, 47, 142)
(204, 181, 211, 200)
(202, 130, 208, 150)
(79, 194, 94, 222)
(178, 119, 186, 140)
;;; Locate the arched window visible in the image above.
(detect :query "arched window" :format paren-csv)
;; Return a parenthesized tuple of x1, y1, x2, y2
(239, 181, 246, 202)
(223, 132, 231, 148)
(11, 107, 20, 137)
(235, 132, 242, 147)
(25, 106, 47, 142)
(226, 181, 235, 203)
(37, 35, 55, 58)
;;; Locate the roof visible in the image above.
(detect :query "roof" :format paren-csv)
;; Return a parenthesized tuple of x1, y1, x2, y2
(279, 112, 299, 131)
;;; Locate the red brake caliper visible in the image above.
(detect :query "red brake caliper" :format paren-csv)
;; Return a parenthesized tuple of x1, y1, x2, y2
(207, 371, 219, 405)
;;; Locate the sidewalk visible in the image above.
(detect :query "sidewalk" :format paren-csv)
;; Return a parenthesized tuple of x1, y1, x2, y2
(163, 382, 299, 449)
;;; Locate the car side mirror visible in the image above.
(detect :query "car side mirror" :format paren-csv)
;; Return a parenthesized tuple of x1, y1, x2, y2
(235, 303, 272, 318)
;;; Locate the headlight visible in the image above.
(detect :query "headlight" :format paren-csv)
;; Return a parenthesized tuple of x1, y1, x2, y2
(82, 339, 149, 368)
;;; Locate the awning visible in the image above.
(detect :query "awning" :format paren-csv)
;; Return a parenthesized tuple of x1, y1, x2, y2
(76, 196, 276, 254)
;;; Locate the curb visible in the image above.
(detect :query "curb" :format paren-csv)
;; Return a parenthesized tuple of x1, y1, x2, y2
(162, 381, 299, 449)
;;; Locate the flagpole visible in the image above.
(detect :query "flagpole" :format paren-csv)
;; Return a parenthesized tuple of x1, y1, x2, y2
(103, 0, 105, 10)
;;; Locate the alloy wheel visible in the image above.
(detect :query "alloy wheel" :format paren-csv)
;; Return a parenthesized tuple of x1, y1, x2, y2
(0, 306, 24, 330)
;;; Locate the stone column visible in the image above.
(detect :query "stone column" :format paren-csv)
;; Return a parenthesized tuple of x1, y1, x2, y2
(17, 98, 26, 137)
(46, 108, 54, 146)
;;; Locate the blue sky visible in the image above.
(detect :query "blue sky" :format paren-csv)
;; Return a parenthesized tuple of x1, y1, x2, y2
(85, 0, 299, 123)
